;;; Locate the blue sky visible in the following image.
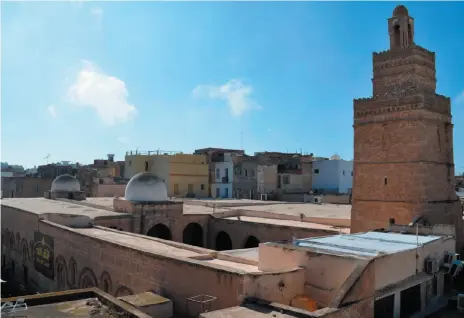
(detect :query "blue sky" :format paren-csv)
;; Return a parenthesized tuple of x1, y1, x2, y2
(2, 1, 464, 173)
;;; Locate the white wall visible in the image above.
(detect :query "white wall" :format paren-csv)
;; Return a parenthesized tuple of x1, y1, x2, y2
(312, 159, 353, 194)
(212, 161, 233, 198)
(337, 160, 353, 194)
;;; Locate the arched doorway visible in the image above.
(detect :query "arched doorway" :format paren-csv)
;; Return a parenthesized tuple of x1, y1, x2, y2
(147, 224, 172, 240)
(183, 223, 203, 247)
(215, 231, 232, 251)
(243, 235, 260, 248)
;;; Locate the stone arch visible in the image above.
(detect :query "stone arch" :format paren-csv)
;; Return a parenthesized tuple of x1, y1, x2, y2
(55, 255, 68, 290)
(147, 223, 172, 240)
(215, 231, 232, 251)
(115, 285, 134, 297)
(21, 238, 29, 262)
(100, 271, 113, 294)
(68, 257, 77, 287)
(79, 267, 98, 289)
(182, 223, 203, 247)
(16, 232, 20, 249)
(243, 235, 260, 248)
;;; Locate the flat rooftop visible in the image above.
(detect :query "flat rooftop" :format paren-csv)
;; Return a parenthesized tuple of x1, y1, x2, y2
(292, 231, 443, 257)
(0, 288, 150, 318)
(1, 198, 120, 218)
(77, 227, 262, 273)
(77, 227, 201, 258)
(227, 203, 351, 219)
(223, 216, 349, 233)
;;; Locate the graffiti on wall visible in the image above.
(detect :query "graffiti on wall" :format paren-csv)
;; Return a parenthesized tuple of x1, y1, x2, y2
(33, 232, 54, 279)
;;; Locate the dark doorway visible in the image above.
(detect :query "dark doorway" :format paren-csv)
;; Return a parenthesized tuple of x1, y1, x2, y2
(215, 231, 232, 251)
(243, 236, 260, 248)
(182, 223, 203, 247)
(147, 224, 172, 240)
(400, 284, 421, 317)
(144, 161, 149, 171)
(68, 192, 74, 200)
(374, 294, 394, 318)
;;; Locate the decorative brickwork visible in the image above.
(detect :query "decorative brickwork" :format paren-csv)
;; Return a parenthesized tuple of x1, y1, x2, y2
(350, 6, 462, 249)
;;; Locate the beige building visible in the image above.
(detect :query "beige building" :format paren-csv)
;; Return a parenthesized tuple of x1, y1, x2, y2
(124, 150, 209, 198)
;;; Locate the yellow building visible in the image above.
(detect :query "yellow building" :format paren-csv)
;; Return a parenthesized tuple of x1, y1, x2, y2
(124, 151, 209, 198)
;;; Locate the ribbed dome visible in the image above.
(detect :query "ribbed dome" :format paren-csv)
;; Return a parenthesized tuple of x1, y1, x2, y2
(125, 172, 169, 202)
(51, 174, 81, 192)
(393, 5, 408, 17)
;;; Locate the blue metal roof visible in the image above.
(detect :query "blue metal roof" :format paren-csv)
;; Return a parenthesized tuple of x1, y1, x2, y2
(293, 232, 442, 257)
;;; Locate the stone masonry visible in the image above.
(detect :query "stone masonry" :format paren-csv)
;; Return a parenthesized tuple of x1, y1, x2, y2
(350, 5, 463, 249)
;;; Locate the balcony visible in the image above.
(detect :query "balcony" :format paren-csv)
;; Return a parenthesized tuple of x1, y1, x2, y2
(222, 176, 229, 183)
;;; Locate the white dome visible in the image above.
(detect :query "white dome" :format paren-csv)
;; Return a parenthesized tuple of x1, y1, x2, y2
(51, 174, 81, 192)
(125, 172, 169, 202)
(330, 154, 341, 160)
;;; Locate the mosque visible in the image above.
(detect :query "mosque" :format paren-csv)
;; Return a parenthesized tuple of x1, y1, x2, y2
(2, 4, 463, 318)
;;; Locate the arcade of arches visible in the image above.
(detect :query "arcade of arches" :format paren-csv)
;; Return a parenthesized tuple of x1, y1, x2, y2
(145, 223, 262, 251)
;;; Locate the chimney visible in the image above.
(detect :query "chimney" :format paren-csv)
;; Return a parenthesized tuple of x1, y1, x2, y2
(108, 154, 115, 162)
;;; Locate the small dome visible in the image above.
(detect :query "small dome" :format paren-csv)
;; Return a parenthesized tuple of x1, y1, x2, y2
(125, 172, 168, 202)
(393, 5, 409, 17)
(51, 174, 81, 192)
(330, 154, 341, 160)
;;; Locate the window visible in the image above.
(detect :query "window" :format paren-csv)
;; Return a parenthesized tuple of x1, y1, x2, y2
(144, 161, 149, 171)
(216, 168, 220, 179)
(216, 187, 220, 198)
(174, 184, 180, 195)
(351, 171, 353, 176)
(283, 175, 290, 185)
(251, 170, 255, 177)
(224, 168, 229, 178)
(201, 184, 205, 190)
(225, 187, 229, 197)
(245, 170, 248, 177)
(277, 175, 281, 188)
(384, 177, 388, 185)
(342, 170, 345, 176)
(314, 169, 319, 174)
(129, 161, 132, 166)
(35, 185, 39, 193)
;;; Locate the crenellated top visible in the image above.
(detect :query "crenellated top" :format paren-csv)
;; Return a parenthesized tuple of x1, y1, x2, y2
(373, 44, 435, 63)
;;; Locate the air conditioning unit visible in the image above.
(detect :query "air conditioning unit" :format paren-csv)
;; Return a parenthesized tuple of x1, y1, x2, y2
(457, 294, 464, 312)
(313, 196, 323, 204)
(425, 259, 439, 274)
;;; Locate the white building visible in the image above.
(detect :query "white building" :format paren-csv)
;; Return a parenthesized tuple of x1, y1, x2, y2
(312, 157, 353, 194)
(211, 154, 233, 198)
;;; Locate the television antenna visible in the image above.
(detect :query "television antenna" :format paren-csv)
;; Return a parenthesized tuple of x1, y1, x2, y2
(44, 154, 51, 164)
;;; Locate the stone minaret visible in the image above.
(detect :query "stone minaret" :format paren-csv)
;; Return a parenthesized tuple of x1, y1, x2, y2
(350, 5, 462, 250)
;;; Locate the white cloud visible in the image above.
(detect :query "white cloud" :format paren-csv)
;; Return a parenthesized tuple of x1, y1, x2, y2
(90, 7, 103, 26)
(117, 136, 130, 144)
(67, 60, 137, 126)
(192, 79, 261, 116)
(47, 105, 57, 118)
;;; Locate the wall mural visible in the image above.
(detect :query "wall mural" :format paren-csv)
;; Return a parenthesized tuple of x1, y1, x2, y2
(33, 231, 54, 279)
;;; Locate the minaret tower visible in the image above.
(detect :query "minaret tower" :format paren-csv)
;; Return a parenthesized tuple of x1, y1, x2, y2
(350, 5, 462, 248)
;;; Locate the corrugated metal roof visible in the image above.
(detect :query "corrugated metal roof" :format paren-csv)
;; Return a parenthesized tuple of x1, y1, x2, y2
(294, 231, 442, 257)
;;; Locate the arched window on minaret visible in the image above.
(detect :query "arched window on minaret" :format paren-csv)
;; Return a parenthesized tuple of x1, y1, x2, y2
(389, 5, 414, 50)
(394, 25, 401, 47)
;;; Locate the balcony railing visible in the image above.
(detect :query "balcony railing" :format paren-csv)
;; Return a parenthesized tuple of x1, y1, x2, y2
(222, 176, 229, 183)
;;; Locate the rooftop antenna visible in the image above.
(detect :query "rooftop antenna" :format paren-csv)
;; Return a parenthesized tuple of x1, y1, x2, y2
(44, 154, 50, 164)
